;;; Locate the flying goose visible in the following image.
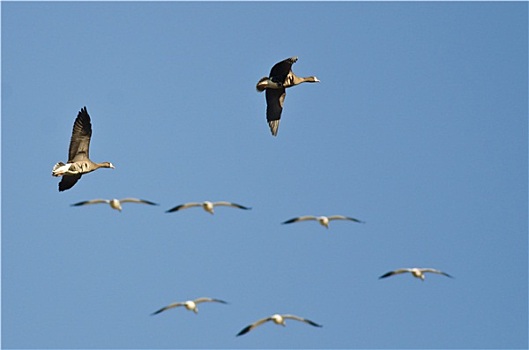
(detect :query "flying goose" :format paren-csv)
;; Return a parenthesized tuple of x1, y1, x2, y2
(71, 198, 158, 212)
(52, 107, 114, 191)
(256, 56, 319, 136)
(166, 201, 251, 214)
(379, 268, 453, 281)
(151, 297, 228, 315)
(282, 215, 365, 228)
(236, 313, 322, 336)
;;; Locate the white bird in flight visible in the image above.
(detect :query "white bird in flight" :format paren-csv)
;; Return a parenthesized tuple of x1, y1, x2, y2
(379, 268, 453, 281)
(165, 201, 251, 214)
(281, 215, 364, 228)
(236, 313, 322, 336)
(71, 198, 158, 212)
(151, 297, 228, 315)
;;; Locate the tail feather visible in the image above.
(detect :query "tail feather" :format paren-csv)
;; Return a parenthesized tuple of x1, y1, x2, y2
(268, 120, 280, 136)
(53, 162, 65, 170)
(256, 77, 269, 92)
(52, 162, 66, 176)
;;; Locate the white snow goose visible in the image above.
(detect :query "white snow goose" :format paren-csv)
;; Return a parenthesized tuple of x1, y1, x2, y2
(166, 201, 251, 214)
(379, 268, 453, 281)
(237, 313, 322, 336)
(71, 198, 158, 212)
(282, 215, 364, 228)
(151, 297, 228, 315)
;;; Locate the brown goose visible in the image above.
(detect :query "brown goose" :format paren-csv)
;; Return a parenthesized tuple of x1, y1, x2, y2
(256, 56, 319, 136)
(236, 313, 322, 336)
(379, 268, 453, 281)
(151, 297, 228, 315)
(52, 107, 114, 191)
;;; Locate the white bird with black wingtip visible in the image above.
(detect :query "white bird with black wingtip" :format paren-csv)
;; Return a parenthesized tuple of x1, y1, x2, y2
(282, 215, 364, 228)
(236, 313, 322, 336)
(151, 297, 228, 316)
(379, 268, 453, 281)
(71, 198, 158, 212)
(165, 201, 251, 215)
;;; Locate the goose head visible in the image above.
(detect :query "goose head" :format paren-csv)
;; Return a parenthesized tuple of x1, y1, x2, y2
(288, 74, 320, 87)
(202, 201, 215, 214)
(185, 301, 198, 313)
(109, 199, 122, 211)
(96, 162, 115, 170)
(271, 314, 285, 326)
(411, 269, 425, 280)
(317, 216, 330, 228)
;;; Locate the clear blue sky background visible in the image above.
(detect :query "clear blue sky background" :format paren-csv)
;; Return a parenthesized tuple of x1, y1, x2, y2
(2, 2, 527, 349)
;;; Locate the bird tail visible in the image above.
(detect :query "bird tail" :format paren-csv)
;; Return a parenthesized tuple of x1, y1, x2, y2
(268, 120, 280, 136)
(256, 77, 269, 92)
(52, 162, 66, 176)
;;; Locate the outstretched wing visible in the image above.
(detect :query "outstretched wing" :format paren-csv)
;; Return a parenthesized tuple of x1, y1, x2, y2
(282, 216, 318, 224)
(193, 297, 228, 305)
(379, 268, 412, 279)
(328, 215, 365, 223)
(422, 268, 453, 278)
(151, 302, 185, 315)
(283, 314, 323, 327)
(71, 199, 109, 206)
(59, 174, 82, 192)
(269, 56, 298, 81)
(213, 202, 251, 210)
(265, 88, 286, 136)
(120, 198, 159, 206)
(166, 202, 201, 213)
(236, 317, 272, 336)
(68, 107, 92, 162)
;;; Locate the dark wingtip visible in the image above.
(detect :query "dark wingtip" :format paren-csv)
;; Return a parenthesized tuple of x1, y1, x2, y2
(346, 216, 365, 224)
(236, 326, 251, 337)
(79, 106, 89, 117)
(232, 203, 252, 210)
(281, 218, 295, 225)
(306, 319, 323, 327)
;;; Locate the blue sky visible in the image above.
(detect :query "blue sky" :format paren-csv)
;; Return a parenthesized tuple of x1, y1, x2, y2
(1, 2, 527, 349)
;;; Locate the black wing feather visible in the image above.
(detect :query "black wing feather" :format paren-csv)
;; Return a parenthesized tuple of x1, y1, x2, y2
(269, 56, 298, 80)
(166, 204, 185, 213)
(236, 325, 253, 337)
(59, 174, 82, 192)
